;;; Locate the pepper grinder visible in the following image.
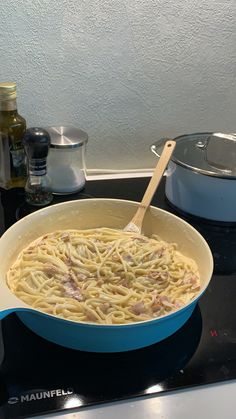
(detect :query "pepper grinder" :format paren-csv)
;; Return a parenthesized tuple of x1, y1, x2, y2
(23, 127, 53, 206)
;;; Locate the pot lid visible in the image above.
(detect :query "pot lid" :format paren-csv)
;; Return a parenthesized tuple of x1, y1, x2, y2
(151, 132, 236, 179)
(45, 126, 88, 149)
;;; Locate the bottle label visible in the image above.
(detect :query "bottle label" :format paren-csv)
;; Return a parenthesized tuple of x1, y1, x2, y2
(9, 142, 26, 177)
(0, 131, 11, 188)
(0, 132, 26, 189)
(29, 159, 47, 176)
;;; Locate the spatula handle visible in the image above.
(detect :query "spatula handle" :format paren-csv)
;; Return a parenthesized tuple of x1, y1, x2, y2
(130, 140, 176, 229)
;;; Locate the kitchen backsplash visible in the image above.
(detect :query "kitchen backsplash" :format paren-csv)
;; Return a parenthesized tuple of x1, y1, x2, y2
(0, 0, 235, 171)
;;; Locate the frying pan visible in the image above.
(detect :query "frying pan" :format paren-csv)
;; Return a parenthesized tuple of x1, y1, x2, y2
(0, 199, 213, 352)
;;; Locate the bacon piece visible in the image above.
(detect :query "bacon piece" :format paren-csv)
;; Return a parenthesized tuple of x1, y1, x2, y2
(123, 254, 133, 264)
(149, 271, 168, 280)
(152, 303, 161, 312)
(62, 272, 83, 301)
(191, 283, 201, 290)
(151, 293, 162, 312)
(183, 275, 199, 285)
(85, 310, 97, 322)
(63, 281, 83, 301)
(160, 295, 174, 308)
(61, 233, 70, 242)
(130, 302, 146, 315)
(44, 264, 61, 275)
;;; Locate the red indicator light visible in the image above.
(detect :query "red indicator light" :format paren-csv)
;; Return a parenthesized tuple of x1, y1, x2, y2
(210, 329, 218, 337)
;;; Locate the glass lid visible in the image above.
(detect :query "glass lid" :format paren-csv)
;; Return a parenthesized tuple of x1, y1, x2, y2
(151, 132, 236, 179)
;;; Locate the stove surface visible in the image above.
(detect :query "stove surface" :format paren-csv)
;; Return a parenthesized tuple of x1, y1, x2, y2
(0, 178, 236, 419)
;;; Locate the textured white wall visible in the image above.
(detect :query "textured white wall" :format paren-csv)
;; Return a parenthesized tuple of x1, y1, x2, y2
(0, 0, 236, 171)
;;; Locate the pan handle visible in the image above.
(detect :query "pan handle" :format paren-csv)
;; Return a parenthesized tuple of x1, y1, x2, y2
(0, 280, 31, 320)
(0, 300, 30, 321)
(0, 307, 30, 320)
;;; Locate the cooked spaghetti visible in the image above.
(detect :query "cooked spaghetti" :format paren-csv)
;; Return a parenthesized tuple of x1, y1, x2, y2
(6, 228, 200, 324)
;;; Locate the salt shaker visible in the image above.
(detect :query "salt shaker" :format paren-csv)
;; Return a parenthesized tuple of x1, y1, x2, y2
(46, 126, 88, 194)
(22, 127, 53, 206)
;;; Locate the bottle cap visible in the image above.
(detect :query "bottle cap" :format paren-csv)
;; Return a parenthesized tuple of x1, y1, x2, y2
(0, 82, 17, 101)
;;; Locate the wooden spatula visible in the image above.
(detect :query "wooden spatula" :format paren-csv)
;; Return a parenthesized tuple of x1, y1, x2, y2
(124, 140, 176, 234)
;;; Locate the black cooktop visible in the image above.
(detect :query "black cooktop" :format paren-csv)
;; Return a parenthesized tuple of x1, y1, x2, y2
(0, 178, 236, 419)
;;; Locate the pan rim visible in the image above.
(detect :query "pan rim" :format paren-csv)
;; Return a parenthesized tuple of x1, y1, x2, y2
(1, 198, 214, 328)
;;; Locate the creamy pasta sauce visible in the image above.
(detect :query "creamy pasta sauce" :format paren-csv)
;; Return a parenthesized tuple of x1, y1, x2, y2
(7, 228, 200, 324)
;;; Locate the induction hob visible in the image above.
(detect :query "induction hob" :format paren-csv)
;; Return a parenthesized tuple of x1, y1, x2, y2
(0, 177, 236, 419)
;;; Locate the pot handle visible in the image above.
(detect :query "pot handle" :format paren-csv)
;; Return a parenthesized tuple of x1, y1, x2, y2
(150, 138, 176, 177)
(150, 138, 171, 158)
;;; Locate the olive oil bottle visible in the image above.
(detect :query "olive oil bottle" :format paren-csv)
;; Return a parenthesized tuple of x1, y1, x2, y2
(0, 82, 27, 189)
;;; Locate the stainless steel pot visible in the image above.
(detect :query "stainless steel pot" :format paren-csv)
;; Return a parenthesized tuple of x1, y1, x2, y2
(0, 199, 213, 352)
(151, 132, 236, 222)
